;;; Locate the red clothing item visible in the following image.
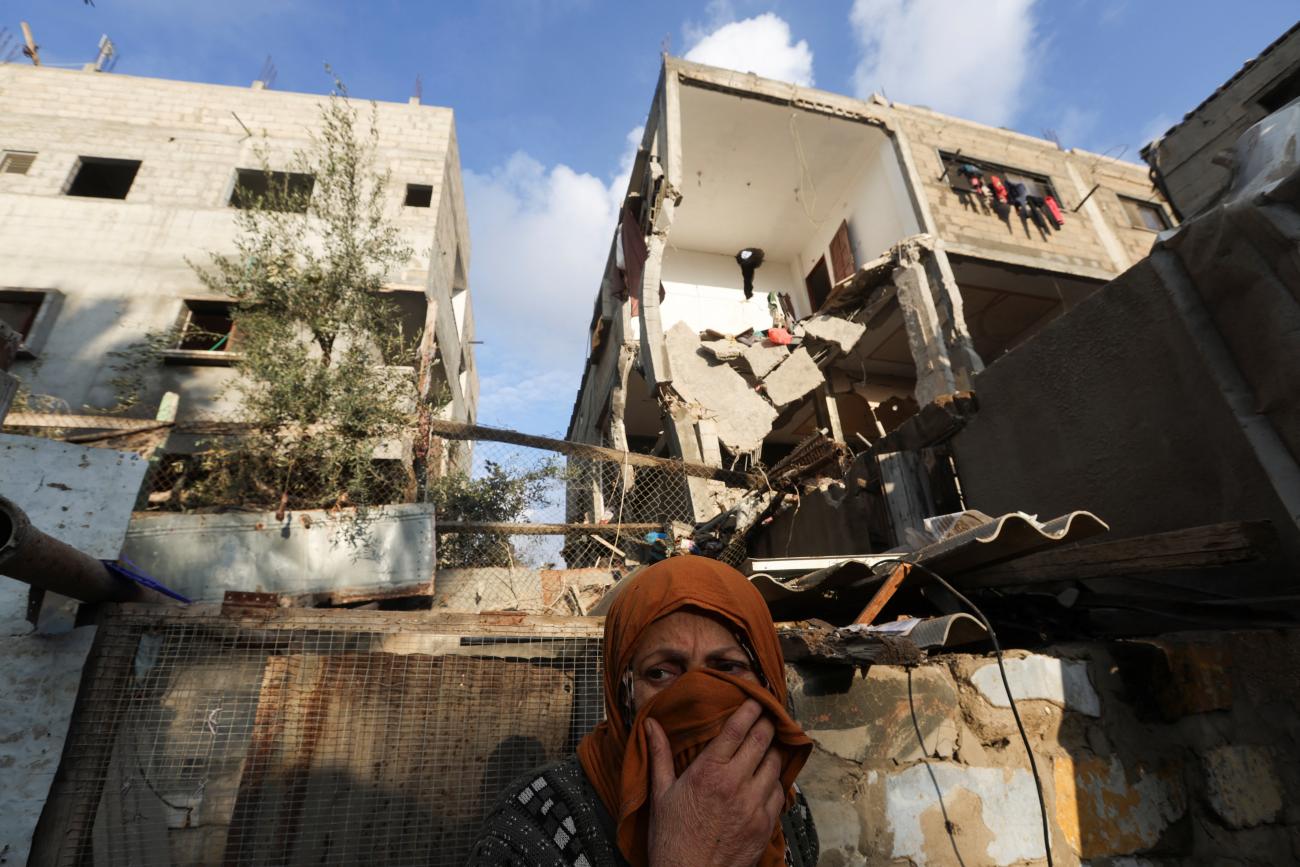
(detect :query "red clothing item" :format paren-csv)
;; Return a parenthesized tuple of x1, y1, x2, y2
(989, 175, 1008, 204)
(1044, 195, 1065, 226)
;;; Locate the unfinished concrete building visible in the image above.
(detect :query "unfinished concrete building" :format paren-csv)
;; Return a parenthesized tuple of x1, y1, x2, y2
(567, 57, 1170, 527)
(0, 63, 478, 428)
(1143, 20, 1300, 219)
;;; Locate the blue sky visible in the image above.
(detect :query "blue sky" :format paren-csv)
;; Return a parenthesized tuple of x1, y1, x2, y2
(12, 1, 1299, 436)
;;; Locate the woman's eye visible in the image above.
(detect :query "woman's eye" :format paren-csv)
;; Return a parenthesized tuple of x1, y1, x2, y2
(714, 660, 750, 673)
(644, 667, 674, 682)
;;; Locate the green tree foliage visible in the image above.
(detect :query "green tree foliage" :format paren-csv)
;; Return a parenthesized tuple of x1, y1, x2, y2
(427, 459, 560, 568)
(189, 83, 419, 513)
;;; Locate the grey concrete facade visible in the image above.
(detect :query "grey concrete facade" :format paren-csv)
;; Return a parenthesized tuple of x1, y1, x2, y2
(0, 63, 477, 424)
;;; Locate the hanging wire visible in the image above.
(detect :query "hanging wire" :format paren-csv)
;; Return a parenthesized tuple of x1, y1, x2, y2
(872, 556, 1056, 867)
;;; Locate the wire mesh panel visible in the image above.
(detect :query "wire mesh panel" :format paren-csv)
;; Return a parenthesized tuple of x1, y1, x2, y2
(33, 606, 604, 867)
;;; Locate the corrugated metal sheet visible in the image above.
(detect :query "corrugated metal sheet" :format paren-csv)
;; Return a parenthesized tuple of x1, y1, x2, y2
(750, 511, 1107, 618)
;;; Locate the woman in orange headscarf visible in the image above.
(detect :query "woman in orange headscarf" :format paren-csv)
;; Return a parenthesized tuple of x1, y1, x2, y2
(468, 556, 818, 867)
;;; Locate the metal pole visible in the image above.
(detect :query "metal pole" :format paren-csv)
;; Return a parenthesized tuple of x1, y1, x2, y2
(0, 495, 143, 603)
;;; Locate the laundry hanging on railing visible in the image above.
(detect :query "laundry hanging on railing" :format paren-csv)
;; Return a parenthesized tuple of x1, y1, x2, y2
(945, 157, 1067, 239)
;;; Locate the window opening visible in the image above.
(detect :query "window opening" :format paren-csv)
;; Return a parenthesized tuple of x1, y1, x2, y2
(939, 152, 1059, 200)
(0, 289, 54, 358)
(1257, 66, 1300, 113)
(1, 151, 36, 175)
(176, 300, 236, 352)
(404, 183, 433, 207)
(66, 157, 141, 199)
(230, 169, 314, 213)
(0, 293, 41, 342)
(939, 151, 1066, 234)
(1119, 196, 1171, 232)
(805, 256, 832, 313)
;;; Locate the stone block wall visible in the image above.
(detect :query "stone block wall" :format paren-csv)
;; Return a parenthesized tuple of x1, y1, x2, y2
(890, 103, 1165, 281)
(790, 629, 1300, 865)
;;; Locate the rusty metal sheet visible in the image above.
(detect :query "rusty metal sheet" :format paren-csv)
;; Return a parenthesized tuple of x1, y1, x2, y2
(224, 653, 574, 865)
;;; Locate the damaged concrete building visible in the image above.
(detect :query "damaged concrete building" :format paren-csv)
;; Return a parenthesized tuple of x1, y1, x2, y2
(0, 63, 479, 428)
(567, 56, 1171, 531)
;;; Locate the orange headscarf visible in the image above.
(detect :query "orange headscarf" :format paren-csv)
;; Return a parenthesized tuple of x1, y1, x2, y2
(577, 555, 812, 867)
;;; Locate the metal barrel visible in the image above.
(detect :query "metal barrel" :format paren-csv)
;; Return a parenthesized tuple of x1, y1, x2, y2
(0, 494, 144, 603)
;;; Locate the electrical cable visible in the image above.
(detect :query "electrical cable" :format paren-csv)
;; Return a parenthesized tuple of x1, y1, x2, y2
(872, 556, 1055, 867)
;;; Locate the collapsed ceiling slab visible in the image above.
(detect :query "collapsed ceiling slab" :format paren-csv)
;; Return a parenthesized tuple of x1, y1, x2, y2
(762, 347, 825, 408)
(664, 321, 777, 453)
(803, 314, 867, 356)
(742, 341, 790, 378)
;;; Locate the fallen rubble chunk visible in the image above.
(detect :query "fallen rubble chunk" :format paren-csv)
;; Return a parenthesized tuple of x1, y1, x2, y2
(803, 314, 865, 356)
(700, 337, 744, 362)
(761, 346, 825, 408)
(742, 341, 789, 378)
(664, 321, 777, 453)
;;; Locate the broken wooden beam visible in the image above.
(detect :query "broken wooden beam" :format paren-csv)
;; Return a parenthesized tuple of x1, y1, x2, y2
(435, 520, 662, 536)
(777, 620, 924, 666)
(424, 417, 760, 486)
(955, 521, 1276, 589)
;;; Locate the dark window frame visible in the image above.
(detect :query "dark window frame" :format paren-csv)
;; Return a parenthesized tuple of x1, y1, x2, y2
(229, 168, 315, 213)
(403, 183, 433, 208)
(65, 156, 142, 199)
(0, 288, 60, 359)
(1118, 195, 1171, 232)
(162, 298, 241, 366)
(937, 150, 1060, 201)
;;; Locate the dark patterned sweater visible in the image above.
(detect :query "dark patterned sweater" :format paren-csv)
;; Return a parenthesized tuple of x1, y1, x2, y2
(466, 755, 818, 867)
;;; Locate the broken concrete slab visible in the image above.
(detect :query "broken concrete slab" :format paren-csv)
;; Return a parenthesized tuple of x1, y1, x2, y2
(761, 346, 825, 408)
(664, 321, 777, 454)
(700, 337, 744, 362)
(741, 341, 789, 379)
(803, 313, 866, 356)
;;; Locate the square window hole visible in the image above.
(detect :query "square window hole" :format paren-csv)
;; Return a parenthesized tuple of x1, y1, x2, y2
(66, 157, 141, 199)
(230, 169, 314, 213)
(404, 183, 433, 207)
(176, 300, 236, 352)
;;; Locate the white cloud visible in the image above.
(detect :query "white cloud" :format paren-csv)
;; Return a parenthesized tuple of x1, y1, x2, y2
(850, 0, 1038, 127)
(463, 128, 640, 432)
(684, 12, 815, 86)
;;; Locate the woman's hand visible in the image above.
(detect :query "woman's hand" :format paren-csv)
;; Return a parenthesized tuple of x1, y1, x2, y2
(645, 699, 786, 867)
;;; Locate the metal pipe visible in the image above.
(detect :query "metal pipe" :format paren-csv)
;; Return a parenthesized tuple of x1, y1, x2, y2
(0, 494, 142, 603)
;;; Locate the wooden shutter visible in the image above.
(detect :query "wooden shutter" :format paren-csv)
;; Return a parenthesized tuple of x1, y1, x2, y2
(829, 220, 856, 284)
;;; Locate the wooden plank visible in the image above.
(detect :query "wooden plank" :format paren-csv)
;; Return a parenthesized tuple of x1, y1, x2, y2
(424, 417, 759, 487)
(852, 562, 911, 626)
(3, 412, 170, 431)
(106, 603, 608, 637)
(876, 450, 933, 547)
(956, 521, 1276, 589)
(436, 520, 662, 535)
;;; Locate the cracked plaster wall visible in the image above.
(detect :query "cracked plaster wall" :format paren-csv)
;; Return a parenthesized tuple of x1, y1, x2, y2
(790, 630, 1300, 866)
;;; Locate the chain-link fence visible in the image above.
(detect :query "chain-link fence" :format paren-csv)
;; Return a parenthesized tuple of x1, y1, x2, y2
(29, 605, 605, 867)
(3, 406, 760, 614)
